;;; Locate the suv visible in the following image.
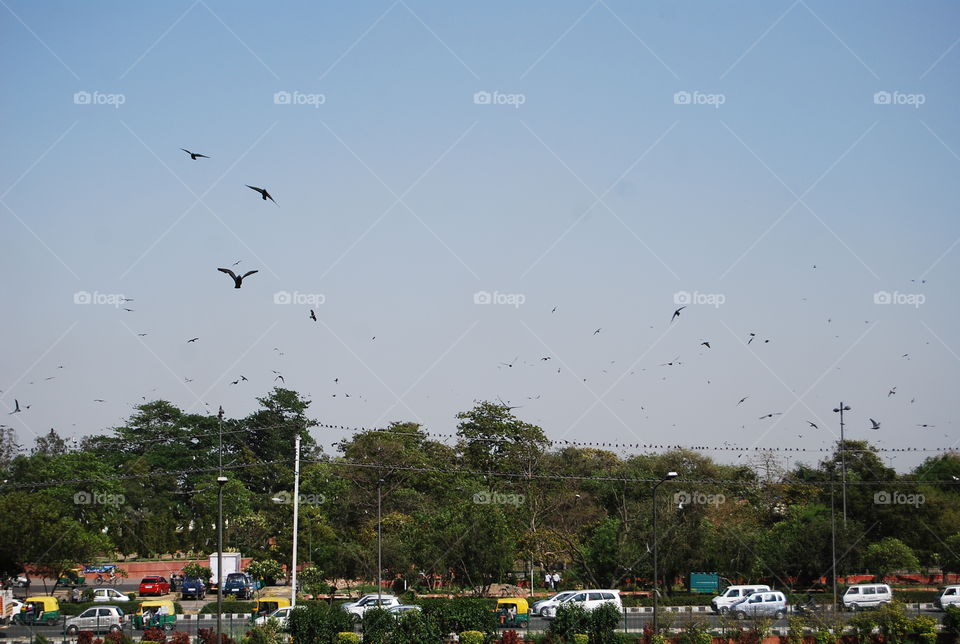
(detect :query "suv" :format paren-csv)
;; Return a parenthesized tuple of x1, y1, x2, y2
(711, 585, 772, 614)
(222, 572, 255, 600)
(541, 590, 622, 619)
(65, 606, 125, 634)
(936, 585, 960, 610)
(730, 591, 787, 619)
(531, 590, 578, 616)
(180, 578, 207, 600)
(139, 576, 170, 596)
(843, 584, 892, 611)
(341, 594, 401, 621)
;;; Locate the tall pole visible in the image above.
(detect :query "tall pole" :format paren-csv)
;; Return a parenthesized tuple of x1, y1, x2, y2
(833, 403, 851, 528)
(216, 406, 225, 644)
(377, 477, 383, 603)
(831, 480, 838, 610)
(652, 472, 678, 635)
(291, 434, 301, 608)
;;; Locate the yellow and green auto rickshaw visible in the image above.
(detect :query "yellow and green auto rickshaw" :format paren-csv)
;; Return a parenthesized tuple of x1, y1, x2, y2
(14, 596, 61, 625)
(494, 597, 529, 628)
(133, 600, 177, 631)
(251, 596, 291, 622)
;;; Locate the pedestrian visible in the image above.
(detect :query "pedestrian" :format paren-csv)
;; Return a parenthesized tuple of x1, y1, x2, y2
(544, 571, 553, 591)
(552, 572, 561, 590)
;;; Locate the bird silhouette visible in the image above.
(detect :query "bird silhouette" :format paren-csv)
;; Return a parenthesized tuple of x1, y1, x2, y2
(671, 306, 686, 322)
(180, 148, 210, 160)
(747, 332, 756, 345)
(888, 387, 897, 397)
(10, 400, 21, 414)
(309, 310, 317, 322)
(737, 396, 749, 406)
(246, 185, 278, 205)
(700, 341, 711, 349)
(594, 328, 602, 335)
(869, 418, 881, 430)
(275, 375, 285, 383)
(187, 337, 199, 343)
(759, 412, 783, 419)
(218, 268, 258, 288)
(806, 421, 819, 429)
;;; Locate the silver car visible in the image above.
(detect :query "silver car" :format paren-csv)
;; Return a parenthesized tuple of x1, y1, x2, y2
(531, 591, 577, 616)
(65, 605, 125, 634)
(730, 592, 787, 620)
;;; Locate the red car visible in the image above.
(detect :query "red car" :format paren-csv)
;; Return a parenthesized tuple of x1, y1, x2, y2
(138, 576, 170, 596)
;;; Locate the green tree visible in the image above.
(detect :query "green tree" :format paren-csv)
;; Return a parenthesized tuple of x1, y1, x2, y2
(863, 537, 919, 580)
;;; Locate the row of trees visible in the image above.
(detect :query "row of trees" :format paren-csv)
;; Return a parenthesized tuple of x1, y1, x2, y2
(2, 388, 959, 592)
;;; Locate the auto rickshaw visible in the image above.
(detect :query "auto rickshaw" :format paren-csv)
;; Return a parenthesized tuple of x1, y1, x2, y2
(132, 600, 177, 630)
(13, 596, 61, 625)
(251, 596, 291, 622)
(57, 566, 86, 588)
(494, 597, 529, 628)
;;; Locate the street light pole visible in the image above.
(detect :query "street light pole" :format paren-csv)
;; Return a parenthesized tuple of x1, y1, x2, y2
(377, 477, 383, 603)
(216, 406, 225, 644)
(833, 403, 851, 527)
(291, 434, 301, 608)
(652, 471, 678, 635)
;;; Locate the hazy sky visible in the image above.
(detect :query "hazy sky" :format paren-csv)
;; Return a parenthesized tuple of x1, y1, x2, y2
(2, 1, 958, 472)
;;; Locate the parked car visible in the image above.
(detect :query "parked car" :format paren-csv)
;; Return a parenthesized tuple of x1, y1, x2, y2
(254, 606, 293, 629)
(540, 590, 621, 619)
(386, 604, 422, 618)
(92, 588, 129, 603)
(711, 585, 772, 614)
(180, 578, 206, 600)
(222, 572, 255, 600)
(138, 576, 170, 597)
(531, 590, 577, 616)
(341, 594, 401, 621)
(730, 591, 787, 619)
(936, 585, 960, 610)
(64, 605, 125, 634)
(842, 584, 892, 611)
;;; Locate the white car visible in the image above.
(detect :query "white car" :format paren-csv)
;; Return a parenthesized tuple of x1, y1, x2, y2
(843, 584, 892, 611)
(540, 590, 622, 619)
(711, 585, 772, 614)
(341, 594, 401, 621)
(93, 588, 129, 603)
(730, 591, 787, 619)
(3, 600, 24, 624)
(936, 585, 960, 610)
(254, 606, 292, 629)
(531, 591, 577, 616)
(64, 606, 125, 634)
(386, 604, 422, 617)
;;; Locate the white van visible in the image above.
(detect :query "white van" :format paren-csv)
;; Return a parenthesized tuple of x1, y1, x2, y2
(540, 589, 622, 619)
(935, 585, 960, 610)
(730, 591, 787, 619)
(711, 585, 772, 614)
(842, 584, 892, 611)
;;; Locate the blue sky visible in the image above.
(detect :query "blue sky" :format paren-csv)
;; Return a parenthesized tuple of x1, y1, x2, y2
(2, 1, 958, 471)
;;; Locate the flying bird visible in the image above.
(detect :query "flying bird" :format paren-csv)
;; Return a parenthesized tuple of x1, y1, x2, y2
(246, 185, 278, 205)
(309, 310, 317, 322)
(806, 421, 819, 429)
(759, 412, 783, 419)
(737, 396, 749, 406)
(275, 375, 285, 383)
(10, 400, 21, 414)
(916, 423, 935, 428)
(187, 337, 200, 343)
(551, 306, 557, 313)
(671, 306, 686, 322)
(180, 148, 210, 160)
(747, 333, 756, 345)
(869, 418, 881, 430)
(593, 328, 602, 335)
(700, 341, 711, 349)
(217, 268, 259, 288)
(888, 387, 897, 397)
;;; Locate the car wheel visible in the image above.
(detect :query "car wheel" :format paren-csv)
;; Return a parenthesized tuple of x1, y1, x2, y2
(351, 613, 362, 624)
(109, 625, 121, 633)
(735, 611, 747, 620)
(67, 625, 79, 635)
(165, 623, 174, 632)
(774, 610, 784, 620)
(718, 607, 728, 615)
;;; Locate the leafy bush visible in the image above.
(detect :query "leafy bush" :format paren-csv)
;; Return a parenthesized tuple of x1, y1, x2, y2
(245, 560, 283, 586)
(141, 628, 166, 644)
(500, 631, 522, 644)
(589, 602, 622, 643)
(361, 607, 393, 644)
(105, 632, 134, 644)
(243, 623, 283, 644)
(79, 631, 95, 644)
(197, 628, 237, 644)
(573, 635, 589, 644)
(388, 609, 442, 644)
(168, 634, 190, 644)
(182, 563, 213, 582)
(459, 631, 484, 644)
(943, 605, 960, 635)
(199, 601, 254, 614)
(548, 603, 589, 641)
(287, 602, 355, 644)
(419, 597, 497, 635)
(677, 620, 712, 644)
(335, 634, 361, 644)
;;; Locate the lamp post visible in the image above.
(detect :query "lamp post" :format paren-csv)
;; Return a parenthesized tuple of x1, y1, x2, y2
(291, 434, 301, 608)
(216, 406, 225, 644)
(652, 471, 678, 635)
(377, 477, 383, 603)
(832, 403, 851, 527)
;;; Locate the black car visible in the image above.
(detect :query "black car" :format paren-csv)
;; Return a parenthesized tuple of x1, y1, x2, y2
(222, 572, 255, 600)
(180, 577, 207, 600)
